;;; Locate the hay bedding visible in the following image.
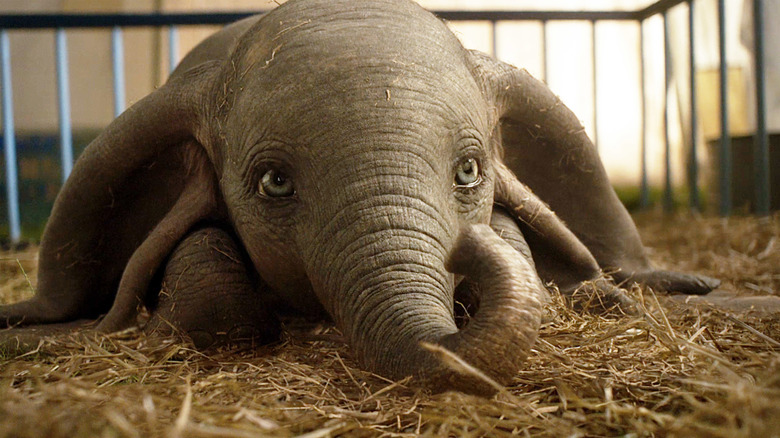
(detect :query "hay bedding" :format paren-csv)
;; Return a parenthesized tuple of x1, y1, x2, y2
(1, 214, 778, 437)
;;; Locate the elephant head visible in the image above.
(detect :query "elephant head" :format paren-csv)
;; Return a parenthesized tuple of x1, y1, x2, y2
(188, 0, 547, 393)
(0, 0, 719, 395)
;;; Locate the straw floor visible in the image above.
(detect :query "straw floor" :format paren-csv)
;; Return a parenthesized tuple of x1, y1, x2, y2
(1, 213, 778, 437)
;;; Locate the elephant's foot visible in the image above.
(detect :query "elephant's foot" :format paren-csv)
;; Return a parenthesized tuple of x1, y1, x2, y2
(612, 270, 720, 296)
(144, 227, 281, 350)
(562, 277, 639, 316)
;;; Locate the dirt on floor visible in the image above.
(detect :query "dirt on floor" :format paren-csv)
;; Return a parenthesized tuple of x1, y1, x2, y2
(0, 213, 778, 437)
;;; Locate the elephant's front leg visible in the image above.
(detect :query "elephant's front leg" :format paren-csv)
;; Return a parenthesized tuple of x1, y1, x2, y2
(455, 206, 637, 323)
(144, 227, 281, 349)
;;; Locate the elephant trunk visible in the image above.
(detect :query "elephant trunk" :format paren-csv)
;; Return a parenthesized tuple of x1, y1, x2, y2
(435, 224, 544, 393)
(329, 222, 543, 396)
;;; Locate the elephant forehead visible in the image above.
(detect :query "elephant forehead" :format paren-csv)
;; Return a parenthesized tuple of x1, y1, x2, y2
(237, 0, 461, 67)
(229, 71, 488, 168)
(229, 39, 486, 152)
(227, 0, 483, 118)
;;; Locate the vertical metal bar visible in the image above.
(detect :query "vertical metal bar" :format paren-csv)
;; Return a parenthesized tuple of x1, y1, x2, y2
(717, 0, 731, 215)
(168, 25, 179, 74)
(56, 28, 73, 182)
(663, 11, 674, 212)
(688, 0, 700, 210)
(541, 20, 549, 83)
(489, 20, 497, 58)
(591, 20, 598, 151)
(639, 21, 649, 209)
(0, 31, 20, 242)
(111, 26, 125, 118)
(753, 0, 770, 215)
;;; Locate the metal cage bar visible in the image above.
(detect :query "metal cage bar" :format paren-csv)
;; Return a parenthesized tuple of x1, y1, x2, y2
(639, 21, 650, 209)
(688, 0, 700, 211)
(56, 28, 74, 182)
(1, 31, 20, 242)
(717, 0, 731, 216)
(752, 0, 770, 216)
(111, 26, 126, 118)
(591, 20, 599, 151)
(663, 11, 674, 212)
(168, 25, 179, 74)
(0, 11, 640, 29)
(541, 20, 549, 83)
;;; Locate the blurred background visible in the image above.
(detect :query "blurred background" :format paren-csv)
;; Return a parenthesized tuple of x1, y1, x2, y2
(0, 0, 777, 239)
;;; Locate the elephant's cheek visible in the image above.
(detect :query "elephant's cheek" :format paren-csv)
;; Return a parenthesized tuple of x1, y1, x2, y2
(243, 240, 321, 316)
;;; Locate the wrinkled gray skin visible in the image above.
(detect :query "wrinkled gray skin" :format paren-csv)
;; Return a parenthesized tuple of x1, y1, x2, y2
(0, 0, 719, 395)
(144, 227, 281, 350)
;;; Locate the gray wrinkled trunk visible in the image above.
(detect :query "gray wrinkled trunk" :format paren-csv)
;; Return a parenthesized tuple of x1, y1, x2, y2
(310, 208, 544, 395)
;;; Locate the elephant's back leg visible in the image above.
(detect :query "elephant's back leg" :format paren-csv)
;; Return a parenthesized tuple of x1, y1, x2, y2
(144, 227, 281, 349)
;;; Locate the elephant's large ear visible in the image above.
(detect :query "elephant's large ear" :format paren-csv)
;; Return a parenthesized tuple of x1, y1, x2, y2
(467, 50, 615, 291)
(468, 50, 720, 296)
(28, 62, 223, 331)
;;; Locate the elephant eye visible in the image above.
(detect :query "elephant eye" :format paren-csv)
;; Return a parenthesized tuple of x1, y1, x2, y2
(259, 169, 295, 198)
(454, 157, 481, 187)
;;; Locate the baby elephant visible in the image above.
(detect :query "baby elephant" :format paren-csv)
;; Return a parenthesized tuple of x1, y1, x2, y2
(0, 0, 718, 395)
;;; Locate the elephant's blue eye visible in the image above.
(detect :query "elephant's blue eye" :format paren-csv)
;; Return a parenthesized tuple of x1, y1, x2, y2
(259, 169, 294, 197)
(455, 157, 480, 187)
